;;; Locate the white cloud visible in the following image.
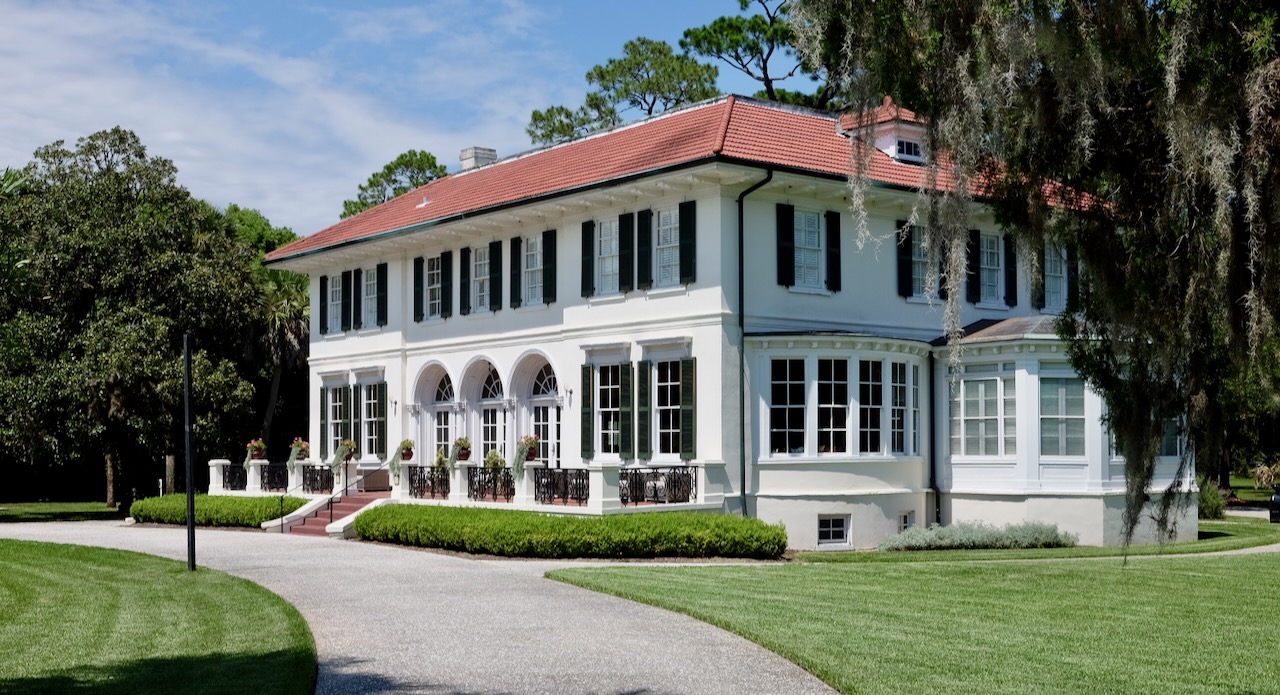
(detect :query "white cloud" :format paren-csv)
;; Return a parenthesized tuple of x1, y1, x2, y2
(0, 0, 574, 237)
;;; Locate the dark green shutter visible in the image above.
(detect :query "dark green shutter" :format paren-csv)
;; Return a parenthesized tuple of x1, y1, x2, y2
(1003, 236, 1017, 307)
(376, 262, 388, 326)
(637, 209, 653, 290)
(376, 382, 387, 457)
(619, 213, 634, 293)
(542, 230, 557, 304)
(352, 268, 363, 329)
(341, 270, 353, 331)
(413, 257, 425, 322)
(637, 360, 652, 460)
(825, 210, 841, 292)
(459, 247, 471, 315)
(581, 221, 595, 298)
(320, 387, 329, 460)
(896, 221, 913, 297)
(965, 229, 981, 304)
(318, 275, 329, 334)
(679, 200, 696, 284)
(777, 204, 795, 287)
(580, 365, 594, 458)
(1031, 241, 1046, 309)
(510, 236, 522, 308)
(1067, 247, 1079, 308)
(680, 357, 697, 460)
(489, 239, 502, 312)
(620, 362, 633, 459)
(440, 251, 453, 318)
(350, 385, 360, 457)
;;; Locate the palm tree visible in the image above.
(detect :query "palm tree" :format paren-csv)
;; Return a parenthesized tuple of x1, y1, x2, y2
(259, 274, 309, 448)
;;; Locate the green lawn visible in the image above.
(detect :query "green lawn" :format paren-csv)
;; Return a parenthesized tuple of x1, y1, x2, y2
(0, 501, 126, 523)
(1230, 474, 1275, 504)
(0, 539, 315, 694)
(796, 517, 1280, 563)
(551, 553, 1279, 694)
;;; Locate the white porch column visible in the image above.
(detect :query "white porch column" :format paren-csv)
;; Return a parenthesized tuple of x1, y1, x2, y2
(589, 462, 621, 513)
(449, 463, 471, 502)
(208, 459, 228, 493)
(247, 460, 264, 493)
(395, 464, 412, 500)
(288, 460, 307, 493)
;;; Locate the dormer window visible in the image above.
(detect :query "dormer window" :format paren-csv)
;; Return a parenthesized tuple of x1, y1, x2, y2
(896, 139, 923, 163)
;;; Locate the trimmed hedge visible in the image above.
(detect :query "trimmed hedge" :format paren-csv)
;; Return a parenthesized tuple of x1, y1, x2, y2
(352, 505, 788, 559)
(878, 521, 1077, 551)
(129, 494, 308, 528)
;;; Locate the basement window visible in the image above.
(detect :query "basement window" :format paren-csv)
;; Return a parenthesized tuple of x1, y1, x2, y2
(818, 515, 848, 545)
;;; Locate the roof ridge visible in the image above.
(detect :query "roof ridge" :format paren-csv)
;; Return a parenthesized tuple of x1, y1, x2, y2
(713, 95, 736, 155)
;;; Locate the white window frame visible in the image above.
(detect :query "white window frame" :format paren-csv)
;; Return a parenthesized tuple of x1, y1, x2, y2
(655, 360, 682, 456)
(524, 235, 543, 306)
(769, 358, 807, 455)
(432, 376, 454, 460)
(910, 226, 929, 298)
(479, 368, 505, 457)
(949, 364, 1017, 458)
(1044, 245, 1067, 312)
(596, 219, 620, 295)
(817, 358, 848, 454)
(327, 385, 347, 456)
(980, 233, 1001, 304)
(426, 255, 443, 319)
(654, 207, 680, 288)
(858, 359, 883, 454)
(361, 382, 384, 459)
(817, 515, 848, 545)
(890, 362, 908, 454)
(361, 266, 377, 327)
(900, 510, 917, 532)
(597, 364, 622, 455)
(472, 246, 490, 312)
(896, 139, 923, 162)
(793, 209, 823, 290)
(1040, 376, 1085, 457)
(530, 364, 559, 465)
(327, 274, 343, 334)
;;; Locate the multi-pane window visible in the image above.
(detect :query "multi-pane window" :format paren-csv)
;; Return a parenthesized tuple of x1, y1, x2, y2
(328, 275, 343, 334)
(890, 362, 907, 454)
(328, 386, 347, 455)
(480, 368, 505, 456)
(793, 210, 822, 289)
(770, 359, 806, 454)
(1044, 245, 1066, 311)
(598, 364, 621, 454)
(818, 516, 848, 544)
(433, 376, 453, 457)
(362, 383, 384, 457)
(897, 139, 922, 161)
(910, 227, 928, 296)
(656, 361, 681, 455)
(1160, 420, 1182, 457)
(597, 219, 619, 295)
(1040, 377, 1085, 456)
(911, 365, 921, 455)
(817, 359, 848, 453)
(858, 360, 883, 453)
(524, 236, 543, 305)
(980, 233, 1001, 303)
(473, 246, 490, 310)
(531, 364, 558, 463)
(949, 366, 1016, 457)
(362, 267, 377, 326)
(426, 256, 443, 318)
(655, 208, 680, 287)
(900, 511, 916, 532)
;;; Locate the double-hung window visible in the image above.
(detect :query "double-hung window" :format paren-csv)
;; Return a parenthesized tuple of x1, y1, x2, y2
(1044, 245, 1067, 311)
(980, 233, 1001, 303)
(890, 362, 908, 454)
(770, 359, 806, 454)
(426, 256, 443, 318)
(362, 383, 385, 458)
(597, 364, 621, 454)
(793, 210, 823, 289)
(328, 386, 347, 456)
(654, 361, 681, 455)
(327, 275, 343, 334)
(817, 359, 848, 453)
(1040, 377, 1084, 456)
(433, 376, 453, 457)
(472, 246, 490, 311)
(361, 267, 377, 326)
(949, 365, 1017, 457)
(910, 227, 928, 297)
(524, 236, 543, 305)
(655, 208, 680, 288)
(596, 219, 619, 295)
(858, 360, 883, 453)
(480, 368, 504, 456)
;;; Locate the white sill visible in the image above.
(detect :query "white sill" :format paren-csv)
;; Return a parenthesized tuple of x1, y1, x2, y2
(787, 286, 832, 297)
(645, 285, 688, 298)
(514, 301, 549, 313)
(588, 294, 627, 306)
(906, 295, 940, 305)
(975, 302, 1010, 311)
(1039, 306, 1065, 316)
(815, 540, 850, 548)
(464, 308, 492, 317)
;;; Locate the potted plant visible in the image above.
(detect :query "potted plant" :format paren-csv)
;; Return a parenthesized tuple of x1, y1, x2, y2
(517, 434, 540, 462)
(290, 437, 310, 460)
(483, 448, 505, 470)
(455, 436, 472, 461)
(434, 446, 448, 469)
(340, 438, 357, 463)
(246, 438, 267, 460)
(399, 439, 415, 461)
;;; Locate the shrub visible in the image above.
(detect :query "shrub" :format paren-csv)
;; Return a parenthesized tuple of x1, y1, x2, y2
(352, 505, 788, 559)
(1198, 477, 1226, 520)
(878, 521, 1077, 551)
(129, 494, 308, 528)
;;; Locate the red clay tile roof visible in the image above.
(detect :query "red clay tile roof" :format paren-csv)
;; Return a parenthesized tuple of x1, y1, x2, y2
(266, 95, 954, 263)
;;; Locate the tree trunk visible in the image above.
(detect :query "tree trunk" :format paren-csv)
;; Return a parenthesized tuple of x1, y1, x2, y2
(165, 453, 175, 495)
(262, 364, 282, 448)
(104, 451, 116, 508)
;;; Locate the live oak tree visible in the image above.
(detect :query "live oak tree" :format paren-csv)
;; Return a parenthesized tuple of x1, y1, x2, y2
(341, 149, 447, 219)
(528, 38, 720, 146)
(791, 0, 1280, 544)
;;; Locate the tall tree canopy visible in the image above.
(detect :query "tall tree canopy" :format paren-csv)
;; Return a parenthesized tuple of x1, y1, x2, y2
(341, 149, 447, 219)
(682, 0, 839, 109)
(791, 0, 1280, 543)
(0, 128, 305, 505)
(528, 38, 720, 146)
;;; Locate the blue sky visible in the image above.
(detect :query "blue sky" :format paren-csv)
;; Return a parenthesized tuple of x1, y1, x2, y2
(1, 0, 816, 237)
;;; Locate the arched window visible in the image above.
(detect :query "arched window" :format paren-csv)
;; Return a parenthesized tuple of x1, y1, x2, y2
(432, 375, 454, 458)
(479, 366, 505, 456)
(529, 364, 560, 464)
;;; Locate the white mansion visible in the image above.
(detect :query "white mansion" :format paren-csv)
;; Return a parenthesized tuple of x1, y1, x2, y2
(262, 95, 1195, 549)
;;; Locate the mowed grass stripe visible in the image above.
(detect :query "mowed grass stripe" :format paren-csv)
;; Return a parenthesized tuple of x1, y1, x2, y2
(0, 540, 315, 694)
(551, 554, 1278, 694)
